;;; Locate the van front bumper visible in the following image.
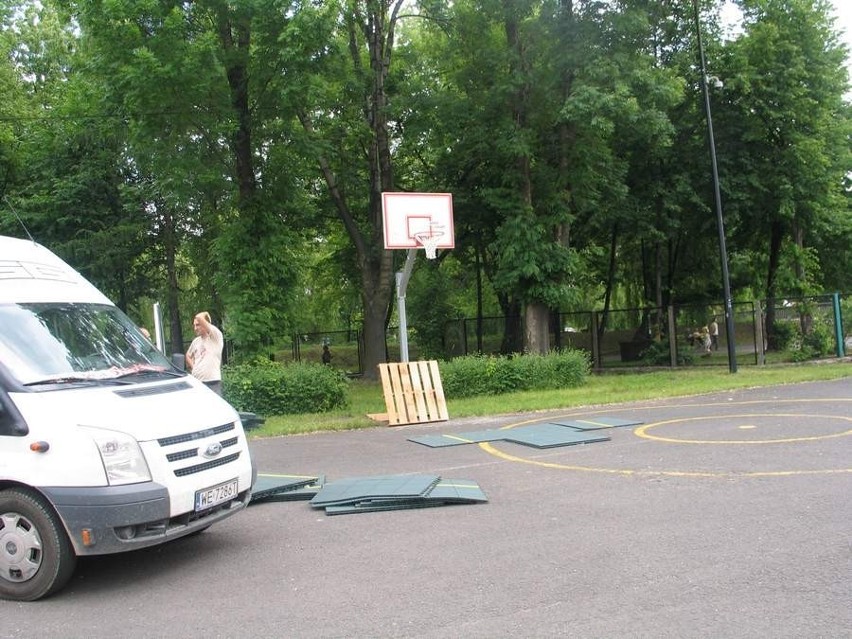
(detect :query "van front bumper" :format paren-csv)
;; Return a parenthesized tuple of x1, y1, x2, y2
(41, 481, 253, 555)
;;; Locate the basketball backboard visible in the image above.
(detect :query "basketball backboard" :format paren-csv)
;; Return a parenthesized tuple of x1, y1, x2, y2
(382, 192, 455, 254)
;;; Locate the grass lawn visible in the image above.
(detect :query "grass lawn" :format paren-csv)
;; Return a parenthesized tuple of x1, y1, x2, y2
(251, 361, 851, 439)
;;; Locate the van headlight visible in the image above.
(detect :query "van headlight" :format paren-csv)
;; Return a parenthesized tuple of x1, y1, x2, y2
(85, 428, 152, 486)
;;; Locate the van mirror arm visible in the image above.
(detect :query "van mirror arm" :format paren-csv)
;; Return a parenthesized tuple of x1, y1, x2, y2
(171, 353, 186, 372)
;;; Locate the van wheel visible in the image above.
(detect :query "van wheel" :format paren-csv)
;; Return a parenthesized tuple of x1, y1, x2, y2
(0, 489, 77, 601)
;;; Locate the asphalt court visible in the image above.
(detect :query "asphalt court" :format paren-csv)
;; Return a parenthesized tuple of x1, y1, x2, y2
(474, 393, 852, 478)
(242, 377, 852, 505)
(479, 397, 852, 476)
(11, 377, 848, 639)
(235, 377, 852, 637)
(248, 377, 852, 484)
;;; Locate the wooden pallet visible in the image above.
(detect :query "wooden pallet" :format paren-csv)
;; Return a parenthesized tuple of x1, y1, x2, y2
(378, 360, 449, 426)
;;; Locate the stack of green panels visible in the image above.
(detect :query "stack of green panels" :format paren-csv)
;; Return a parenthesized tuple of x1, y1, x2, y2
(310, 474, 488, 516)
(250, 474, 325, 503)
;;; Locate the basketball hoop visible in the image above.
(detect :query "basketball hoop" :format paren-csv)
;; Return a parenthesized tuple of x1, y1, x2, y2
(413, 225, 444, 260)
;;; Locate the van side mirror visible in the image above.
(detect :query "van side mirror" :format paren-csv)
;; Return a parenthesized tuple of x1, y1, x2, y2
(171, 353, 186, 371)
(0, 395, 28, 436)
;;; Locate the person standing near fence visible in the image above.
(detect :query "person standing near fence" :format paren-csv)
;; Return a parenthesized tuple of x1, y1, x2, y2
(186, 311, 224, 396)
(709, 317, 719, 351)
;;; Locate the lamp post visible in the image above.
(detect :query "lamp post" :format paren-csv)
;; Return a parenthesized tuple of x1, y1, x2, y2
(692, 0, 737, 373)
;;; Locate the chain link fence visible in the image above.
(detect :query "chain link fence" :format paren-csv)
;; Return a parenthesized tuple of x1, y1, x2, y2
(285, 294, 846, 375)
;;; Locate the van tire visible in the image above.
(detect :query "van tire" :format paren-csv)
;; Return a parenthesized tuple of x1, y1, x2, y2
(0, 488, 77, 601)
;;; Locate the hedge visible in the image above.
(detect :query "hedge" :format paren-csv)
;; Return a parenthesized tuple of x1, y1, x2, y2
(223, 360, 349, 416)
(439, 350, 590, 399)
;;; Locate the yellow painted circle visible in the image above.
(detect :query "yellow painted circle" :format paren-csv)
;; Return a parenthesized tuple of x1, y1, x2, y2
(478, 398, 852, 478)
(634, 413, 852, 444)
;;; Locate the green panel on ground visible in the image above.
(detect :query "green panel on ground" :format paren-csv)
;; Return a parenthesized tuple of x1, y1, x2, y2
(320, 478, 487, 515)
(407, 435, 461, 448)
(408, 430, 507, 448)
(252, 474, 321, 503)
(409, 416, 639, 449)
(310, 474, 441, 508)
(503, 424, 610, 448)
(257, 476, 326, 502)
(426, 479, 489, 502)
(409, 422, 614, 449)
(547, 417, 643, 431)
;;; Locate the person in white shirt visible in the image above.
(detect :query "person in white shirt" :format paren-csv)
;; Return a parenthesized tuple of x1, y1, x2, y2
(186, 311, 224, 395)
(708, 317, 719, 351)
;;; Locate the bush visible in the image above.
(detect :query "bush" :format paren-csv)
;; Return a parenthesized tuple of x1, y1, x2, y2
(774, 314, 835, 362)
(771, 320, 799, 351)
(799, 315, 835, 359)
(223, 359, 349, 416)
(439, 350, 589, 399)
(640, 340, 695, 366)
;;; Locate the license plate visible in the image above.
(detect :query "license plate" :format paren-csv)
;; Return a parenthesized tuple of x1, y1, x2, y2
(195, 478, 238, 511)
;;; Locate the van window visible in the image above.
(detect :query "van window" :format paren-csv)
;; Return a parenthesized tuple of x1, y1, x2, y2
(0, 392, 26, 435)
(0, 303, 176, 386)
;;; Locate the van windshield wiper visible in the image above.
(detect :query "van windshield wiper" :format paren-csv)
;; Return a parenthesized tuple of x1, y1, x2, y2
(24, 364, 183, 386)
(24, 375, 133, 387)
(112, 365, 184, 380)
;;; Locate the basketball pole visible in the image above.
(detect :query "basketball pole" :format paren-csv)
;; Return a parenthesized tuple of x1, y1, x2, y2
(692, 0, 737, 373)
(396, 248, 418, 362)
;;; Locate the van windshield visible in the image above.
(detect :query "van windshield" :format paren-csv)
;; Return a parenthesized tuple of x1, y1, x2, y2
(0, 303, 177, 385)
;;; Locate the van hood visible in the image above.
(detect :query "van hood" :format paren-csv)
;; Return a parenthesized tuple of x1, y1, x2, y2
(9, 377, 241, 442)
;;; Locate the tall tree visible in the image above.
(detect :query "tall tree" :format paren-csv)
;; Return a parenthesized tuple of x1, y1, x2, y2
(1, 2, 151, 310)
(58, 0, 304, 357)
(294, 0, 406, 378)
(718, 0, 850, 345)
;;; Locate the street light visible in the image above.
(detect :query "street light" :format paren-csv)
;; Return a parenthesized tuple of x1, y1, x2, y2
(691, 0, 737, 373)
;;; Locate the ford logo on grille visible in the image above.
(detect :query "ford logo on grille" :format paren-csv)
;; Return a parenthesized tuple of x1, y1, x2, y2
(203, 442, 223, 459)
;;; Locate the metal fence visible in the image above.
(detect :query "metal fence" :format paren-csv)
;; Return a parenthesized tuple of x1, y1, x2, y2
(290, 329, 364, 376)
(287, 293, 847, 375)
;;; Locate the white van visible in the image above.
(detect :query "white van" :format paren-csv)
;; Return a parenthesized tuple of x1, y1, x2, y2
(0, 235, 255, 601)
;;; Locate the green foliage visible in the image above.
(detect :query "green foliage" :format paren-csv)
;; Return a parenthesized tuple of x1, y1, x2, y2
(214, 209, 299, 360)
(407, 261, 457, 359)
(720, 0, 849, 302)
(440, 350, 589, 399)
(799, 316, 835, 359)
(223, 359, 349, 416)
(773, 313, 835, 362)
(771, 320, 799, 351)
(639, 340, 695, 367)
(2, 0, 849, 367)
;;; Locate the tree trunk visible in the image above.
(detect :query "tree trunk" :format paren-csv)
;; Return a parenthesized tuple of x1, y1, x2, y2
(475, 244, 484, 353)
(765, 220, 784, 350)
(216, 11, 255, 207)
(162, 206, 184, 355)
(352, 2, 403, 379)
(361, 265, 393, 374)
(598, 223, 618, 342)
(792, 221, 813, 335)
(298, 2, 404, 380)
(505, 11, 549, 354)
(498, 294, 522, 354)
(524, 301, 550, 354)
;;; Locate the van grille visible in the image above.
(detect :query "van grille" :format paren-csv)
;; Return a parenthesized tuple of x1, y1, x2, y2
(157, 422, 235, 447)
(174, 453, 241, 477)
(156, 423, 241, 477)
(165, 436, 240, 463)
